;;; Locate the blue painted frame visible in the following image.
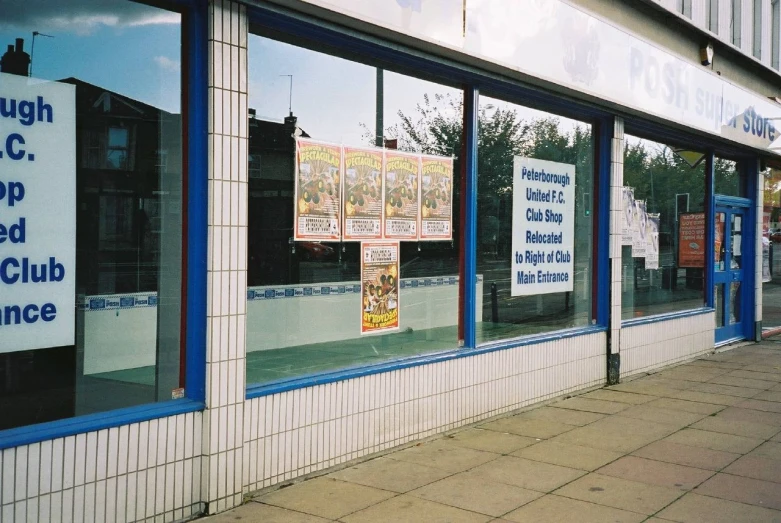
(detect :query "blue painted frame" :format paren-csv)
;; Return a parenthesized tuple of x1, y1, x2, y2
(0, 0, 208, 451)
(462, 87, 479, 349)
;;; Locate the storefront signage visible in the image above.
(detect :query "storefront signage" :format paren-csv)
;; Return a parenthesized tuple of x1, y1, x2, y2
(420, 155, 453, 240)
(0, 73, 76, 352)
(361, 241, 399, 334)
(678, 212, 705, 268)
(294, 139, 342, 241)
(511, 157, 575, 296)
(343, 146, 383, 240)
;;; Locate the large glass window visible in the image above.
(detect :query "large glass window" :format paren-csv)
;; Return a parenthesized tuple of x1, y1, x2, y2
(475, 96, 595, 342)
(762, 163, 781, 331)
(621, 135, 706, 319)
(0, 0, 184, 430)
(246, 31, 463, 385)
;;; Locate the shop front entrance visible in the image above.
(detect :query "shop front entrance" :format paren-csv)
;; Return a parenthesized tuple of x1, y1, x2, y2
(714, 199, 752, 344)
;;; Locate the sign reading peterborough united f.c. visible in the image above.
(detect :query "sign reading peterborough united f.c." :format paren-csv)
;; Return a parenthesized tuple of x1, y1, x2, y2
(0, 72, 76, 352)
(511, 157, 575, 296)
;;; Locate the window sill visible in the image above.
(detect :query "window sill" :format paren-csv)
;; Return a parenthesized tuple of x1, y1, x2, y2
(621, 307, 714, 328)
(0, 399, 204, 451)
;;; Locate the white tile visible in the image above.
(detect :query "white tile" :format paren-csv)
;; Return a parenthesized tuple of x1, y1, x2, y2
(15, 445, 27, 502)
(27, 443, 40, 499)
(107, 428, 119, 479)
(1, 448, 13, 504)
(95, 480, 107, 523)
(148, 419, 160, 470)
(96, 430, 108, 481)
(73, 485, 85, 523)
(62, 487, 74, 523)
(51, 439, 64, 493)
(155, 465, 166, 516)
(166, 417, 177, 464)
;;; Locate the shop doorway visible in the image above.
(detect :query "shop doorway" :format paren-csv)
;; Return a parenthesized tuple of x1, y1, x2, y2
(714, 200, 752, 344)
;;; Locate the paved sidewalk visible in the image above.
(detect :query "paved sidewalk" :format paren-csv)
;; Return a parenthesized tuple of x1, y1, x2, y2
(208, 340, 781, 522)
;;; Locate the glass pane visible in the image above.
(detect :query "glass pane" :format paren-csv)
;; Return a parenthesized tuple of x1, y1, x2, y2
(715, 212, 726, 271)
(715, 157, 745, 197)
(475, 96, 593, 341)
(0, 0, 183, 430)
(762, 164, 781, 329)
(246, 33, 463, 385)
(621, 135, 706, 319)
(730, 213, 743, 270)
(730, 282, 742, 324)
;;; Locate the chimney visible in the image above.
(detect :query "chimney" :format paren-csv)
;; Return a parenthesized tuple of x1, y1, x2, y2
(0, 37, 31, 77)
(283, 111, 297, 131)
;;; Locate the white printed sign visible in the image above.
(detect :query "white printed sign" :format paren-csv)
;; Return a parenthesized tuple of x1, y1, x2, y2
(0, 72, 76, 352)
(621, 187, 634, 246)
(645, 213, 660, 270)
(632, 199, 647, 258)
(511, 157, 575, 296)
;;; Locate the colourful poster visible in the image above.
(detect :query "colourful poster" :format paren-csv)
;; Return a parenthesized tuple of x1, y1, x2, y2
(678, 212, 705, 268)
(645, 213, 660, 270)
(294, 139, 342, 240)
(343, 147, 383, 240)
(420, 156, 454, 240)
(361, 242, 400, 335)
(383, 151, 420, 240)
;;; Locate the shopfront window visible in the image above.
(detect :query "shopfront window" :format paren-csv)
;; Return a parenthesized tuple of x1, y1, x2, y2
(762, 163, 781, 330)
(246, 31, 463, 385)
(0, 0, 184, 430)
(621, 135, 706, 319)
(475, 96, 594, 342)
(715, 156, 746, 197)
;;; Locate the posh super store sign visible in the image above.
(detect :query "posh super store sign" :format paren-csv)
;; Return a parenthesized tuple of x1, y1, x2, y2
(298, 0, 781, 155)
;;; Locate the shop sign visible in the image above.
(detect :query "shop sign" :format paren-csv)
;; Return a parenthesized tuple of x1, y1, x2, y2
(511, 157, 575, 296)
(361, 241, 400, 334)
(0, 72, 76, 352)
(678, 212, 705, 268)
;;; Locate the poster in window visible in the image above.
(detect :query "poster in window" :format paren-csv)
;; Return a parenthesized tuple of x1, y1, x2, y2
(645, 213, 660, 270)
(383, 151, 420, 240)
(678, 212, 705, 268)
(715, 212, 725, 270)
(420, 155, 454, 240)
(622, 186, 634, 246)
(361, 241, 400, 335)
(294, 139, 342, 241)
(343, 146, 383, 240)
(632, 199, 647, 258)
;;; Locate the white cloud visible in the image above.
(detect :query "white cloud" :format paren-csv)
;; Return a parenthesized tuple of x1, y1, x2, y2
(154, 55, 180, 73)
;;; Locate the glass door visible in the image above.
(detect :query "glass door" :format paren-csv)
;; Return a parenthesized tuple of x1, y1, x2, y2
(714, 205, 749, 343)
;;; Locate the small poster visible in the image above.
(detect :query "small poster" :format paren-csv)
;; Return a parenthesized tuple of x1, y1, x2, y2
(632, 199, 647, 258)
(715, 213, 725, 270)
(420, 156, 454, 240)
(622, 187, 634, 246)
(678, 212, 705, 268)
(361, 241, 400, 335)
(294, 139, 341, 240)
(645, 213, 660, 270)
(343, 146, 383, 240)
(383, 151, 420, 240)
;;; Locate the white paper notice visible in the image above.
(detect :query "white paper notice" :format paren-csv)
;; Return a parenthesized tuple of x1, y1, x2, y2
(622, 187, 634, 246)
(511, 157, 575, 296)
(0, 72, 76, 353)
(632, 199, 647, 258)
(645, 213, 660, 270)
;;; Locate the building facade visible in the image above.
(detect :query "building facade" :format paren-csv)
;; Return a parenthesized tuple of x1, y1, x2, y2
(0, 0, 780, 521)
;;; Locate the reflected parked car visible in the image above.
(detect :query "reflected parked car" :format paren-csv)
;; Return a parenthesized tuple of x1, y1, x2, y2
(298, 241, 336, 260)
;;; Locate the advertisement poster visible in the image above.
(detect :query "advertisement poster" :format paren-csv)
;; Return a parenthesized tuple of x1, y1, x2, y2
(678, 212, 706, 268)
(763, 211, 771, 283)
(0, 73, 76, 353)
(383, 151, 420, 240)
(361, 241, 400, 334)
(420, 155, 454, 240)
(715, 213, 725, 270)
(294, 139, 342, 240)
(632, 199, 647, 258)
(622, 186, 634, 246)
(645, 213, 660, 270)
(343, 146, 383, 240)
(511, 157, 575, 296)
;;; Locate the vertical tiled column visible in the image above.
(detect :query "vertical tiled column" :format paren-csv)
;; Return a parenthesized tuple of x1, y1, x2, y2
(609, 118, 625, 367)
(756, 162, 764, 332)
(203, 0, 248, 514)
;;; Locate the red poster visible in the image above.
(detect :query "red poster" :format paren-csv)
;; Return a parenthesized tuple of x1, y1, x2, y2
(678, 212, 705, 268)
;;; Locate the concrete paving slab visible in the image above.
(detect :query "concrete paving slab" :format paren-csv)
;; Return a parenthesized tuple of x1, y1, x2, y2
(668, 390, 745, 406)
(657, 493, 781, 523)
(442, 428, 538, 455)
(689, 415, 780, 439)
(645, 397, 726, 415)
(754, 390, 781, 402)
(501, 494, 646, 523)
(552, 473, 683, 515)
(329, 457, 452, 493)
(552, 397, 631, 414)
(686, 382, 762, 398)
(709, 375, 776, 390)
(340, 494, 491, 523)
(721, 454, 781, 483)
(467, 456, 586, 493)
(512, 440, 623, 471)
(716, 406, 781, 426)
(694, 473, 781, 510)
(514, 406, 604, 426)
(596, 455, 714, 490)
(408, 470, 542, 517)
(387, 440, 500, 473)
(728, 369, 781, 382)
(741, 364, 781, 374)
(580, 389, 657, 404)
(205, 503, 331, 522)
(748, 441, 781, 461)
(615, 404, 706, 428)
(478, 417, 575, 440)
(631, 440, 741, 471)
(256, 478, 394, 520)
(662, 428, 763, 454)
(551, 416, 678, 453)
(735, 398, 781, 412)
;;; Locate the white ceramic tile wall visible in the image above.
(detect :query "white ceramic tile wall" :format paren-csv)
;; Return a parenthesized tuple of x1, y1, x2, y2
(756, 165, 763, 324)
(203, 0, 248, 515)
(620, 312, 716, 377)
(610, 118, 625, 349)
(0, 413, 203, 523)
(243, 332, 607, 492)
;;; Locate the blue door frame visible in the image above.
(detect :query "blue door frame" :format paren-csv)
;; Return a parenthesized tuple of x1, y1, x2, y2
(714, 196, 754, 344)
